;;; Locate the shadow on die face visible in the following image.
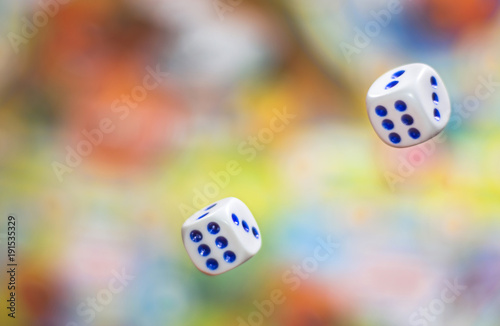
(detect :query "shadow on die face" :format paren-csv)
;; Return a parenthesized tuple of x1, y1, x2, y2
(366, 63, 451, 148)
(181, 197, 262, 275)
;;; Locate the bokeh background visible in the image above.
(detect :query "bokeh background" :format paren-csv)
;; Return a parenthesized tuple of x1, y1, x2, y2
(1, 0, 500, 325)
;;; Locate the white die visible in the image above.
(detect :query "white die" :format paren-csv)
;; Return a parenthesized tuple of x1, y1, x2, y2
(181, 197, 261, 275)
(366, 63, 451, 148)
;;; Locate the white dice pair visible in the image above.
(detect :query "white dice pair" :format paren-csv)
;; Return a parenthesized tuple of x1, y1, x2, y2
(366, 63, 451, 148)
(181, 197, 261, 275)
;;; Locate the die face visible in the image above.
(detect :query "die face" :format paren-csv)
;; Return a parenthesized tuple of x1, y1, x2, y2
(366, 63, 450, 148)
(181, 197, 261, 275)
(413, 65, 451, 131)
(221, 197, 261, 255)
(366, 63, 424, 99)
(367, 89, 432, 147)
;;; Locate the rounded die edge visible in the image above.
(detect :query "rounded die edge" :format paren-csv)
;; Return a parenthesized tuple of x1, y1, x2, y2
(240, 234, 263, 257)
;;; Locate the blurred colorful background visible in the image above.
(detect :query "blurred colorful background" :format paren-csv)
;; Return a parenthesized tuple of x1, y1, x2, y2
(1, 0, 500, 325)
